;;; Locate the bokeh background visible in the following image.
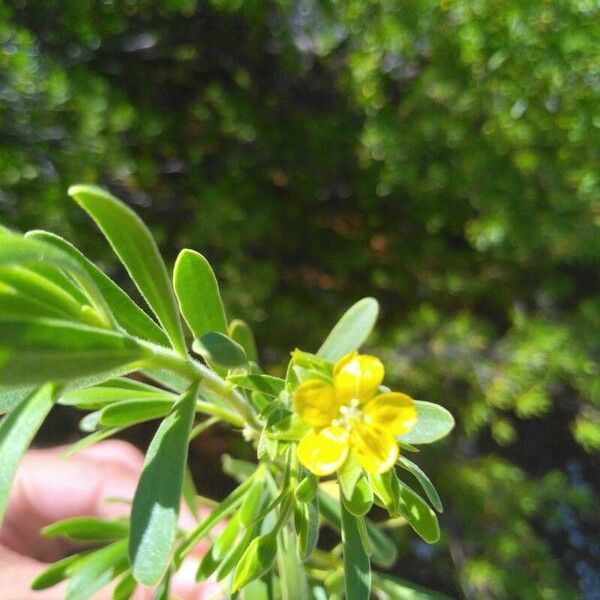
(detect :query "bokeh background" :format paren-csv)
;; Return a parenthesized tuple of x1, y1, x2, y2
(1, 1, 599, 598)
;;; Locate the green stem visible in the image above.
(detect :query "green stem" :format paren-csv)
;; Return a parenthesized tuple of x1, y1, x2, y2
(195, 401, 244, 427)
(140, 341, 261, 430)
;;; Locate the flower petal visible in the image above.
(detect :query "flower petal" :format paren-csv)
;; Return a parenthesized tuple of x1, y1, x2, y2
(363, 392, 417, 436)
(297, 427, 350, 476)
(294, 379, 338, 429)
(333, 353, 384, 404)
(350, 424, 398, 474)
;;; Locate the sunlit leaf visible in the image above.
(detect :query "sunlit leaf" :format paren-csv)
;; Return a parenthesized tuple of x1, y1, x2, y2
(69, 185, 185, 353)
(317, 298, 379, 362)
(129, 382, 198, 585)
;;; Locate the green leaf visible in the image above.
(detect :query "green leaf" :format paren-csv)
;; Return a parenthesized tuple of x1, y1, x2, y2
(228, 373, 285, 396)
(317, 298, 379, 362)
(318, 490, 397, 568)
(265, 413, 310, 441)
(340, 501, 371, 600)
(28, 231, 170, 347)
(182, 466, 200, 521)
(69, 184, 185, 353)
(277, 527, 311, 600)
(62, 427, 124, 458)
(27, 263, 88, 306)
(295, 497, 320, 560)
(295, 474, 319, 503)
(215, 524, 258, 582)
(129, 382, 198, 585)
(399, 401, 455, 445)
(42, 517, 129, 541)
(0, 230, 114, 326)
(174, 476, 255, 567)
(372, 572, 453, 600)
(0, 266, 86, 322)
(0, 282, 82, 323)
(66, 539, 129, 600)
(60, 386, 172, 409)
(231, 533, 278, 593)
(338, 455, 363, 505)
(173, 249, 228, 338)
(213, 512, 243, 562)
(0, 319, 149, 386)
(398, 457, 443, 512)
(192, 331, 248, 368)
(112, 571, 137, 600)
(396, 481, 440, 543)
(228, 319, 258, 363)
(31, 553, 86, 591)
(0, 384, 56, 523)
(342, 475, 374, 517)
(0, 386, 34, 414)
(100, 398, 175, 427)
(239, 476, 267, 527)
(369, 470, 398, 516)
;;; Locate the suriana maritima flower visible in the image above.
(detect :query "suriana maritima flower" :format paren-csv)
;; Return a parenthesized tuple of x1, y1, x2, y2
(294, 352, 417, 476)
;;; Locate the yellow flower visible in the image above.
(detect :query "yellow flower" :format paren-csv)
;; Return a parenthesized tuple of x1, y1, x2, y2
(294, 352, 417, 476)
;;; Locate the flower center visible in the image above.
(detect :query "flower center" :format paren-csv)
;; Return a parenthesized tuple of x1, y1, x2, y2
(332, 398, 366, 431)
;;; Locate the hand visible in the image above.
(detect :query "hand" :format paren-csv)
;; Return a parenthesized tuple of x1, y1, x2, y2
(0, 440, 220, 599)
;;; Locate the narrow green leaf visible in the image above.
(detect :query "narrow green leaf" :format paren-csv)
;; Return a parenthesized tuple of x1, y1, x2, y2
(100, 398, 175, 427)
(338, 455, 363, 504)
(342, 475, 374, 517)
(231, 533, 278, 593)
(398, 457, 443, 512)
(174, 476, 255, 567)
(239, 477, 267, 527)
(295, 474, 318, 504)
(396, 481, 440, 543)
(68, 184, 185, 353)
(318, 490, 397, 568)
(212, 512, 242, 561)
(228, 319, 258, 362)
(0, 266, 85, 322)
(28, 231, 170, 347)
(296, 497, 320, 560)
(0, 283, 77, 322)
(173, 249, 228, 338)
(317, 298, 379, 362)
(62, 427, 124, 458)
(399, 401, 455, 445)
(192, 331, 248, 368)
(65, 539, 128, 600)
(0, 385, 34, 414)
(129, 382, 198, 585)
(27, 263, 88, 306)
(0, 384, 56, 523)
(0, 230, 114, 326)
(277, 527, 311, 600)
(0, 319, 149, 386)
(265, 413, 310, 441)
(182, 466, 200, 521)
(228, 373, 285, 396)
(372, 572, 452, 600)
(340, 501, 371, 600)
(60, 387, 172, 409)
(112, 571, 137, 600)
(369, 471, 398, 516)
(31, 553, 86, 591)
(215, 524, 258, 582)
(42, 517, 128, 541)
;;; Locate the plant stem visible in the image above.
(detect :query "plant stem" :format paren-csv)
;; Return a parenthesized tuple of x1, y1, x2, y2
(140, 341, 262, 430)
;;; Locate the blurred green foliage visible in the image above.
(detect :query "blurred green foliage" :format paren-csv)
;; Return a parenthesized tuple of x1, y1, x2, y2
(1, 0, 598, 597)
